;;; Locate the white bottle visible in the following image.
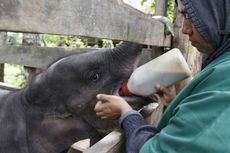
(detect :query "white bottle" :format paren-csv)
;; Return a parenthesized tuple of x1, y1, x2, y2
(126, 48, 191, 96)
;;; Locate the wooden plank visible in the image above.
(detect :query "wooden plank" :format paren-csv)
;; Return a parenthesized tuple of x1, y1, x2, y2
(144, 102, 164, 127)
(0, 45, 156, 69)
(82, 130, 124, 153)
(0, 32, 6, 81)
(0, 0, 170, 47)
(68, 139, 90, 153)
(0, 45, 94, 68)
(68, 146, 85, 153)
(0, 82, 20, 91)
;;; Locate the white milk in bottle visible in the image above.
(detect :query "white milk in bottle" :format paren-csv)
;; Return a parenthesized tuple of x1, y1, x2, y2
(119, 48, 191, 97)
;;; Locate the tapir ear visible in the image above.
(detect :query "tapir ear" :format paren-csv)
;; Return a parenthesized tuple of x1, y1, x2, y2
(112, 42, 143, 54)
(25, 73, 52, 105)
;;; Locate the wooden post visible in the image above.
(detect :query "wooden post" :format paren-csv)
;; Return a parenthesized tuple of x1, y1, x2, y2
(144, 0, 169, 127)
(154, 0, 168, 59)
(172, 5, 202, 92)
(153, 0, 168, 67)
(0, 32, 6, 82)
(155, 0, 168, 16)
(22, 33, 41, 82)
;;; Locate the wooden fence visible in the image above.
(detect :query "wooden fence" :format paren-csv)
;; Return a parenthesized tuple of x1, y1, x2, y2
(0, 0, 202, 152)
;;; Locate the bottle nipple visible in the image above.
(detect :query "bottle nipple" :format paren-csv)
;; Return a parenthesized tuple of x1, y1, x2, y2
(119, 82, 134, 96)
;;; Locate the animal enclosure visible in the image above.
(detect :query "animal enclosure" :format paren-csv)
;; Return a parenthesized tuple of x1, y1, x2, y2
(0, 0, 202, 152)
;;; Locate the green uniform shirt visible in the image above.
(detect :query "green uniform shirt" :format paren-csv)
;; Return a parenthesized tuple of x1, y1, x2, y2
(140, 51, 230, 153)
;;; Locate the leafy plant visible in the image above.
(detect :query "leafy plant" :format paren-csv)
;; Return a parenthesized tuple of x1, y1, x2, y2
(167, 0, 176, 22)
(141, 0, 175, 22)
(4, 64, 26, 87)
(7, 32, 22, 45)
(141, 0, 156, 14)
(102, 39, 114, 48)
(42, 35, 81, 48)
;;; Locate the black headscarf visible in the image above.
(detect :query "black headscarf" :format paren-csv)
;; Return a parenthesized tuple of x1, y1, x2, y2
(181, 0, 230, 68)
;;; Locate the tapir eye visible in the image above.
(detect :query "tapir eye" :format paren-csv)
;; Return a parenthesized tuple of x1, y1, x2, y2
(90, 73, 100, 82)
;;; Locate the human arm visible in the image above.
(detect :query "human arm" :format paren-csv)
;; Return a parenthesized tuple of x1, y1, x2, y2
(94, 83, 177, 119)
(94, 94, 160, 153)
(119, 110, 160, 153)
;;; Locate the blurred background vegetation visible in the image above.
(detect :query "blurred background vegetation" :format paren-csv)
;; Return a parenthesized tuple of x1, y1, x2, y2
(140, 0, 175, 22)
(3, 0, 175, 87)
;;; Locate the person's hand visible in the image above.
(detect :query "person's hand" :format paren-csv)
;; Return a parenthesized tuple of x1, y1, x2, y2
(155, 84, 176, 107)
(94, 94, 133, 120)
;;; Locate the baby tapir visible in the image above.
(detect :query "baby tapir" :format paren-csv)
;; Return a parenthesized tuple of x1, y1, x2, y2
(0, 42, 155, 153)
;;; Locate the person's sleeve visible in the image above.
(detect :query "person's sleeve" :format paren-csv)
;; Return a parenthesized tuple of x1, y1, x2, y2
(119, 110, 160, 153)
(140, 91, 230, 153)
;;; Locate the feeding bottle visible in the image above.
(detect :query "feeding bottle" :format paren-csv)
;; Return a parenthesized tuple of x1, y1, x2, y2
(119, 48, 191, 97)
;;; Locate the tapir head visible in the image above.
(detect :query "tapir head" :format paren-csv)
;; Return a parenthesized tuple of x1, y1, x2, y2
(24, 42, 154, 152)
(27, 42, 153, 113)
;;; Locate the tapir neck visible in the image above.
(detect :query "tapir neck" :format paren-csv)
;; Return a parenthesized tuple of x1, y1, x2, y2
(26, 116, 97, 153)
(20, 87, 97, 153)
(0, 90, 29, 153)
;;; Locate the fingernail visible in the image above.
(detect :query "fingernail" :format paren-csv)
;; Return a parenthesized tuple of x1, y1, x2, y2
(96, 94, 101, 99)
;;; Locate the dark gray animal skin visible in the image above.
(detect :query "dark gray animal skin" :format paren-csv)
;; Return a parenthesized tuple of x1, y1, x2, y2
(0, 42, 154, 153)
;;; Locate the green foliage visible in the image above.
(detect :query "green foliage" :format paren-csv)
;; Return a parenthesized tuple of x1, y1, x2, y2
(102, 39, 114, 48)
(141, 0, 156, 14)
(167, 0, 176, 22)
(7, 32, 22, 45)
(141, 0, 176, 22)
(4, 64, 26, 87)
(4, 33, 25, 87)
(41, 34, 86, 48)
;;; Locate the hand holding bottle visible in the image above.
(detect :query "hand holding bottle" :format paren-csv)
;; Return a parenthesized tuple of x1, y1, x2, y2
(155, 84, 176, 107)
